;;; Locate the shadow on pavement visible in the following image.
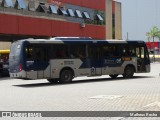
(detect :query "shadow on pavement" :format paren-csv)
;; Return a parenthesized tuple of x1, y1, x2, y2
(0, 77, 11, 81)
(13, 76, 154, 88)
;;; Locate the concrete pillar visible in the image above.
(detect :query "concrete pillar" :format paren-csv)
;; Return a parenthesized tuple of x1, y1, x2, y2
(105, 0, 112, 39)
(115, 1, 122, 39)
(0, 42, 11, 50)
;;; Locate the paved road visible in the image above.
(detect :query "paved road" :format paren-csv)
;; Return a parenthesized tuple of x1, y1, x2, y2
(0, 63, 160, 119)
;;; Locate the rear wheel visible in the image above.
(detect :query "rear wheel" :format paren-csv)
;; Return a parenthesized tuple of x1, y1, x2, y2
(47, 79, 59, 84)
(123, 66, 134, 78)
(109, 74, 118, 79)
(60, 69, 73, 83)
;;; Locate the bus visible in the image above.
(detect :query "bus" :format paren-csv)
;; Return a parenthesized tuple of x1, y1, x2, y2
(9, 37, 150, 83)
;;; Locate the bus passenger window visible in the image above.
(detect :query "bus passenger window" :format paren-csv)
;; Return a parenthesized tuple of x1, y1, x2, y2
(77, 51, 85, 59)
(52, 45, 69, 59)
(136, 48, 140, 58)
(26, 46, 33, 60)
(104, 46, 120, 57)
(140, 47, 145, 58)
(122, 47, 131, 57)
(112, 46, 119, 57)
(33, 47, 49, 61)
(56, 50, 65, 58)
(69, 44, 86, 59)
(103, 46, 110, 57)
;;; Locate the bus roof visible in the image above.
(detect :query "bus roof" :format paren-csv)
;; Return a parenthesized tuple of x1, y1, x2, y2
(17, 37, 145, 45)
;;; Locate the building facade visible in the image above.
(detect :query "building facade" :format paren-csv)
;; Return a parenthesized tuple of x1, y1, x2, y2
(0, 0, 122, 50)
(146, 42, 160, 54)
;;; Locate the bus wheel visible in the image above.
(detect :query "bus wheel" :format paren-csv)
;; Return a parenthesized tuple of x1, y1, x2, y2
(47, 79, 59, 84)
(60, 69, 73, 83)
(123, 66, 134, 78)
(109, 75, 118, 79)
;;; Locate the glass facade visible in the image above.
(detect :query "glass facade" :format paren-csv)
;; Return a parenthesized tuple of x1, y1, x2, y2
(49, 5, 57, 14)
(75, 10, 83, 18)
(83, 12, 90, 19)
(39, 3, 48, 12)
(97, 14, 104, 21)
(4, 0, 14, 7)
(59, 7, 68, 15)
(17, 0, 26, 9)
(67, 9, 75, 17)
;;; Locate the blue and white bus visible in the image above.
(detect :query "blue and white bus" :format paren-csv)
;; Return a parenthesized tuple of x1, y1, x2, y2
(9, 37, 150, 83)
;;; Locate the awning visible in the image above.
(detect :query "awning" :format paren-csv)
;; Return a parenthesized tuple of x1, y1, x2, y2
(0, 50, 10, 54)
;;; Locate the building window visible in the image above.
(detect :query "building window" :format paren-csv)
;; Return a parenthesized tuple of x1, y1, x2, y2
(58, 7, 68, 16)
(96, 14, 104, 21)
(49, 5, 58, 14)
(16, 0, 26, 9)
(67, 8, 75, 17)
(2, 0, 14, 7)
(28, 1, 35, 11)
(37, 3, 48, 13)
(75, 10, 83, 18)
(83, 12, 90, 19)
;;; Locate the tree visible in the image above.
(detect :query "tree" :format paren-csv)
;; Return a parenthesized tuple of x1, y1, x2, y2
(146, 26, 160, 41)
(146, 26, 160, 62)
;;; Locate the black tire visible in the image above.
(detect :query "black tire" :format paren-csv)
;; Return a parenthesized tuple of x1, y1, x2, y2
(109, 74, 118, 79)
(123, 66, 134, 78)
(47, 79, 59, 84)
(60, 69, 73, 83)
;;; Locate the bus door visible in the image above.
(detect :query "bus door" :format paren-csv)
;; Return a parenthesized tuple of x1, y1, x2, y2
(136, 45, 150, 72)
(89, 45, 103, 76)
(25, 45, 50, 79)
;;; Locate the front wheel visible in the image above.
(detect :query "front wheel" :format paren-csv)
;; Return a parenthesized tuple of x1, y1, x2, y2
(123, 66, 134, 78)
(60, 69, 73, 83)
(109, 74, 118, 79)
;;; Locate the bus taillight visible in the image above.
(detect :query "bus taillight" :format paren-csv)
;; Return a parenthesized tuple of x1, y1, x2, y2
(19, 64, 23, 71)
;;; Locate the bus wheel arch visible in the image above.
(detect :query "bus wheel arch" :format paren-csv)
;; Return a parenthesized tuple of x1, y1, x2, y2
(59, 67, 74, 83)
(123, 65, 135, 78)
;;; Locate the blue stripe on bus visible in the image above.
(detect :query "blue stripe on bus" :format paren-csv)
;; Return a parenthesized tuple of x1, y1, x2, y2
(79, 58, 124, 69)
(25, 61, 49, 71)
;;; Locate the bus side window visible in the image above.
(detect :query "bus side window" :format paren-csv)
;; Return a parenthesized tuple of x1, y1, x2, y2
(56, 50, 65, 58)
(52, 45, 70, 59)
(33, 47, 49, 61)
(136, 47, 140, 58)
(103, 46, 109, 57)
(122, 46, 130, 57)
(128, 47, 136, 57)
(69, 44, 86, 59)
(105, 45, 120, 57)
(112, 46, 120, 57)
(88, 45, 98, 58)
(26, 46, 34, 60)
